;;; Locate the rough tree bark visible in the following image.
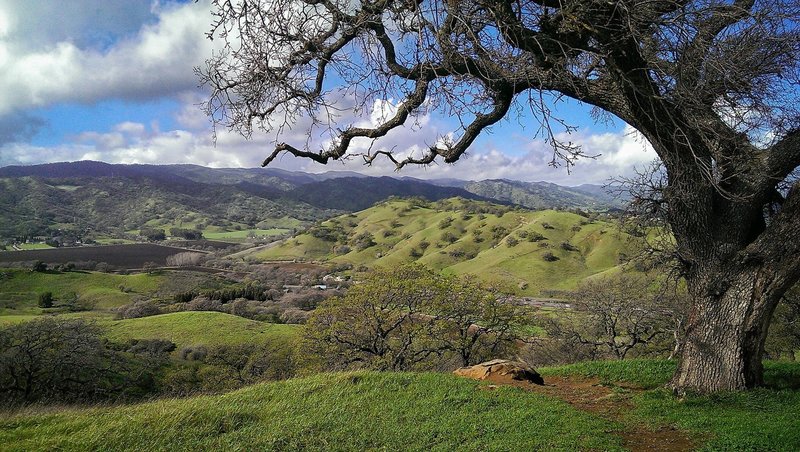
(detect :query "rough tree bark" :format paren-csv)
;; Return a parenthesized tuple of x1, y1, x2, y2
(200, 0, 800, 393)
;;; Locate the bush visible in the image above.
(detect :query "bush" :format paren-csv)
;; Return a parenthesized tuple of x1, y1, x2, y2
(127, 339, 177, 358)
(179, 345, 208, 361)
(350, 232, 376, 250)
(441, 231, 458, 244)
(116, 300, 161, 319)
(543, 252, 559, 262)
(37, 292, 54, 308)
(438, 217, 454, 229)
(280, 308, 312, 324)
(527, 231, 546, 242)
(561, 242, 579, 252)
(506, 236, 519, 247)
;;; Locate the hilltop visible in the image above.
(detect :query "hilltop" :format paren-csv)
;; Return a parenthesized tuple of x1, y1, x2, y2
(253, 197, 641, 295)
(3, 360, 799, 451)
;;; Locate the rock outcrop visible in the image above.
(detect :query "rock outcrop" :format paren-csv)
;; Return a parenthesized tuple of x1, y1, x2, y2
(453, 359, 544, 385)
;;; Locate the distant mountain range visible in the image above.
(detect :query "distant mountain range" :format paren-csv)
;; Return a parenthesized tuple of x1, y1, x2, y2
(0, 161, 625, 239)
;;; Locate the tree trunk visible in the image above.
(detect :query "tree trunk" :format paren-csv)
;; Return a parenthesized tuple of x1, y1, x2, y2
(672, 267, 780, 394)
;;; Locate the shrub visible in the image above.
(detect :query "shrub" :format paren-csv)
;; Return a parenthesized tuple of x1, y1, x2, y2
(441, 231, 458, 244)
(506, 236, 519, 247)
(561, 242, 579, 252)
(116, 300, 161, 319)
(280, 308, 312, 324)
(438, 217, 454, 229)
(350, 232, 376, 250)
(37, 292, 54, 308)
(127, 339, 177, 358)
(527, 231, 546, 242)
(179, 345, 208, 361)
(543, 252, 559, 262)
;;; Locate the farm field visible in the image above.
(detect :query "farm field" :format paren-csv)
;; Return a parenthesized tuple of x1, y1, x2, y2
(0, 244, 204, 269)
(13, 243, 54, 250)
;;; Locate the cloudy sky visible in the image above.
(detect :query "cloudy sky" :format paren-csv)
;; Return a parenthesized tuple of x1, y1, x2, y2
(0, 0, 657, 185)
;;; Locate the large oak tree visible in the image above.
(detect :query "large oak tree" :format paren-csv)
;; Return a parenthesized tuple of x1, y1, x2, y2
(199, 0, 800, 393)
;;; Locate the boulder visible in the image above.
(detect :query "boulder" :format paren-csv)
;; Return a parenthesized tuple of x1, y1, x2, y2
(453, 359, 544, 385)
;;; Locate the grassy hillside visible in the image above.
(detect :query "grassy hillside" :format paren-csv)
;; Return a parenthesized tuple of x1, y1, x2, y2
(0, 372, 624, 451)
(3, 361, 799, 451)
(0, 269, 166, 317)
(102, 311, 299, 349)
(254, 198, 641, 295)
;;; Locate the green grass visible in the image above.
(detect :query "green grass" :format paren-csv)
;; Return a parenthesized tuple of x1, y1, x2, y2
(93, 238, 138, 245)
(0, 372, 624, 451)
(101, 311, 299, 349)
(631, 361, 800, 451)
(541, 359, 800, 451)
(0, 269, 167, 317)
(204, 228, 289, 240)
(11, 243, 54, 250)
(540, 359, 677, 389)
(2, 359, 799, 450)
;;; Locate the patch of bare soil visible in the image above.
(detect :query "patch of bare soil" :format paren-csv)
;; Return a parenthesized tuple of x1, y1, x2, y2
(479, 373, 698, 451)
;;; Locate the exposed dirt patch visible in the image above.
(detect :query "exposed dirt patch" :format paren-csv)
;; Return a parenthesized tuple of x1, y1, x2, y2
(478, 373, 699, 451)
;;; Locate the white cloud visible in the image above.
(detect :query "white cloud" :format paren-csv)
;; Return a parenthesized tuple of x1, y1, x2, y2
(0, 1, 215, 115)
(0, 109, 657, 186)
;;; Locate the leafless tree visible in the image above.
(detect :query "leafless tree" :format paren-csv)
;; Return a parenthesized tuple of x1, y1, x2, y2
(200, 0, 800, 393)
(542, 275, 688, 360)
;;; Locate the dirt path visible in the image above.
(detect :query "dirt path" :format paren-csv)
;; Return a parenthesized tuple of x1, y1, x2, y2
(479, 373, 698, 451)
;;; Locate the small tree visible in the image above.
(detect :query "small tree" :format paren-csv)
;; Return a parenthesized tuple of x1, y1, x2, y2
(37, 292, 53, 308)
(542, 275, 687, 360)
(432, 279, 520, 366)
(142, 261, 159, 274)
(303, 265, 519, 371)
(0, 318, 112, 403)
(304, 265, 442, 371)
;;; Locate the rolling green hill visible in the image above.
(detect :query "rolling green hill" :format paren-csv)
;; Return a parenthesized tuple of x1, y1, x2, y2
(253, 198, 642, 295)
(102, 311, 299, 349)
(0, 269, 167, 318)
